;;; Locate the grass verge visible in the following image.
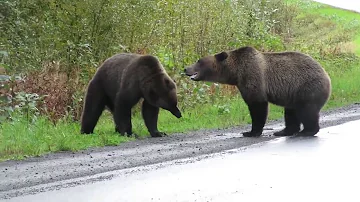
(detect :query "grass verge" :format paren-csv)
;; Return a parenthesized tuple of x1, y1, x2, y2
(1, 0, 360, 161)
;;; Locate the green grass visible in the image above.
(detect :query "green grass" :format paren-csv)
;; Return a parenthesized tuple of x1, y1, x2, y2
(287, 0, 360, 53)
(0, 99, 284, 161)
(0, 117, 131, 161)
(355, 36, 360, 55)
(1, 0, 360, 161)
(313, 4, 360, 55)
(324, 62, 360, 109)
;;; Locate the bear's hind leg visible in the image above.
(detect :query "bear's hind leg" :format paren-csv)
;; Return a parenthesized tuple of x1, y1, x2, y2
(80, 82, 106, 134)
(296, 104, 320, 136)
(142, 100, 166, 137)
(274, 108, 301, 136)
(243, 102, 268, 137)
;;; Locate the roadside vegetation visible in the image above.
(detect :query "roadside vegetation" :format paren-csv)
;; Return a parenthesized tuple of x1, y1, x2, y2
(1, 0, 360, 161)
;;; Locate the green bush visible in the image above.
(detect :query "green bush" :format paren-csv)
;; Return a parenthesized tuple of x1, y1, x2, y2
(0, 0, 294, 121)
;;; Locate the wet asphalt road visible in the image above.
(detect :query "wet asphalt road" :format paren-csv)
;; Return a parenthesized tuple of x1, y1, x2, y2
(313, 0, 360, 12)
(4, 118, 360, 202)
(0, 104, 360, 201)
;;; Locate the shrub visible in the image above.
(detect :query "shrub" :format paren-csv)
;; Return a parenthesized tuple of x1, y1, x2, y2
(1, 0, 297, 122)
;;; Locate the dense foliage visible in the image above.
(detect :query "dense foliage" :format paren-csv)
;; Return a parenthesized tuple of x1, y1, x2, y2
(1, 0, 360, 160)
(1, 0, 295, 122)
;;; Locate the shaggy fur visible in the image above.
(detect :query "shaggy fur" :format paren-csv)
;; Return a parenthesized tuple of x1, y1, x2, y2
(81, 53, 182, 137)
(185, 46, 331, 137)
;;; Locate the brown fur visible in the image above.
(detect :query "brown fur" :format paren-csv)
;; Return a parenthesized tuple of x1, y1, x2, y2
(81, 53, 182, 137)
(185, 46, 331, 137)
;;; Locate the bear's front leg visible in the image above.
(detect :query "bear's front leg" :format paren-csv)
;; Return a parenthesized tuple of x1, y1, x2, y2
(114, 111, 134, 137)
(142, 100, 167, 137)
(243, 102, 268, 137)
(113, 102, 136, 137)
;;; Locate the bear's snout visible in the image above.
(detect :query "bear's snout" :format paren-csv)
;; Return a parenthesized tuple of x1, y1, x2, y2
(184, 67, 191, 75)
(184, 66, 200, 81)
(184, 67, 195, 76)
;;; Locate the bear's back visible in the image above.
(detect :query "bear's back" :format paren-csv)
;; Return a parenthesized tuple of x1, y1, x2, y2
(97, 53, 139, 78)
(91, 53, 140, 101)
(263, 51, 326, 85)
(262, 51, 330, 106)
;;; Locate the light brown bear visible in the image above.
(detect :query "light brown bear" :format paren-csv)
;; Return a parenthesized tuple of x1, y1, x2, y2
(81, 53, 182, 137)
(185, 46, 331, 137)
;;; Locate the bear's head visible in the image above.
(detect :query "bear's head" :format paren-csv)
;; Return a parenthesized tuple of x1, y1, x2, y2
(145, 75, 182, 119)
(184, 51, 229, 83)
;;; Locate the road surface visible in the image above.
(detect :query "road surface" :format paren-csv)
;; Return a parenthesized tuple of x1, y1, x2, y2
(3, 118, 360, 202)
(313, 0, 360, 13)
(1, 103, 360, 201)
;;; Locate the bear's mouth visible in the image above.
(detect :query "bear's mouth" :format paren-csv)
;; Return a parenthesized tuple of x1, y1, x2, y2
(188, 72, 199, 80)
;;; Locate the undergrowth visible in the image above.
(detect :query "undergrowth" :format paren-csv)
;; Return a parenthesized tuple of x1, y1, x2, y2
(1, 0, 360, 161)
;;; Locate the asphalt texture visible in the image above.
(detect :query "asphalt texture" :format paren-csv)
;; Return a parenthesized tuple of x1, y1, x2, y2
(1, 103, 360, 200)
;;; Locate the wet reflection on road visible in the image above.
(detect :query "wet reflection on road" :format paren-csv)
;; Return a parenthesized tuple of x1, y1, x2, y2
(5, 119, 360, 202)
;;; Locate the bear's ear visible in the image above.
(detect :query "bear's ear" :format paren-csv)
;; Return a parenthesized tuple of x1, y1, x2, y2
(215, 52, 228, 62)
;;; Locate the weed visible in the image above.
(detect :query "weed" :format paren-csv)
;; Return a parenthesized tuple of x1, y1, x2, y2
(1, 0, 360, 161)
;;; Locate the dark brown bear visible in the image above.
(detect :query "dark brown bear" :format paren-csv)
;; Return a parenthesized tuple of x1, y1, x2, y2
(185, 46, 331, 137)
(81, 53, 182, 137)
